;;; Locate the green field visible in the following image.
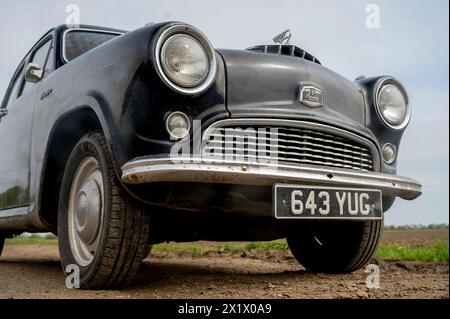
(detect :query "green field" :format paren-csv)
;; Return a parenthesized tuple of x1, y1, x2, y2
(377, 241, 448, 262)
(5, 235, 449, 262)
(6, 234, 58, 245)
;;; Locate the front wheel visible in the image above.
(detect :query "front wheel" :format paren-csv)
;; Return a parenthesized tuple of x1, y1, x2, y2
(0, 235, 4, 258)
(287, 220, 382, 273)
(58, 131, 151, 289)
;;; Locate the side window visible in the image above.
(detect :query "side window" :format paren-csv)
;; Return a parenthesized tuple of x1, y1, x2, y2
(3, 66, 24, 109)
(20, 39, 53, 97)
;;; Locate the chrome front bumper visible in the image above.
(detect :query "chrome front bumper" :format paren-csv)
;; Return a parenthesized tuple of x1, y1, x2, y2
(121, 157, 421, 200)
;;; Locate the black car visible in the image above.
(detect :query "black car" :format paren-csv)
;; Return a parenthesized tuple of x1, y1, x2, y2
(0, 22, 421, 289)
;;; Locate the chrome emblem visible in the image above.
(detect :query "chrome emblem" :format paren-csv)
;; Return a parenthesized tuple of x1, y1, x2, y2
(273, 29, 292, 44)
(299, 84, 324, 108)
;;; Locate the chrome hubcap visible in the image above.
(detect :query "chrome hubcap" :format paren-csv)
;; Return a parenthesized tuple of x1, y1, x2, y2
(68, 156, 104, 266)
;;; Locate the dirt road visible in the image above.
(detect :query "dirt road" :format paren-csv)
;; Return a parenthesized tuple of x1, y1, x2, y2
(0, 243, 448, 299)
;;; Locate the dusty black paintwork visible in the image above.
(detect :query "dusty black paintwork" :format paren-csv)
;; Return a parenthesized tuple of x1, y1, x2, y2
(0, 22, 406, 236)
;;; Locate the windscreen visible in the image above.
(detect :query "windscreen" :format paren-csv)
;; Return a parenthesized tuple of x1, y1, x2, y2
(64, 30, 121, 62)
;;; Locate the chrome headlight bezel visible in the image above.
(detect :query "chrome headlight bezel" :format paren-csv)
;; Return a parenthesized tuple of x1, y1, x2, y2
(374, 77, 411, 130)
(154, 24, 217, 95)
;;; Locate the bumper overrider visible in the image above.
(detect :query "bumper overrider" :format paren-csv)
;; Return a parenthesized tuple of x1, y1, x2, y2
(121, 157, 421, 200)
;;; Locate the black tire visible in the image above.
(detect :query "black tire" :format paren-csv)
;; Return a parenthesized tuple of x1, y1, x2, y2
(58, 131, 151, 289)
(287, 220, 382, 273)
(0, 236, 4, 258)
(145, 245, 153, 259)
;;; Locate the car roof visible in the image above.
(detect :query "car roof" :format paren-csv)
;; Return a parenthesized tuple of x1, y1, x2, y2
(55, 24, 128, 35)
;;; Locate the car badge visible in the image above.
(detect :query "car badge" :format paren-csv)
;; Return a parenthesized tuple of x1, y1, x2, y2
(299, 84, 324, 108)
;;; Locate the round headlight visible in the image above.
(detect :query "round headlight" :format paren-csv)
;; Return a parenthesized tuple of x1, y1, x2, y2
(382, 143, 396, 164)
(155, 24, 217, 95)
(161, 34, 209, 88)
(166, 111, 191, 139)
(375, 79, 410, 129)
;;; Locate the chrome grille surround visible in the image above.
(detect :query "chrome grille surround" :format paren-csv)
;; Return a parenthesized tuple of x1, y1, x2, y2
(202, 119, 379, 172)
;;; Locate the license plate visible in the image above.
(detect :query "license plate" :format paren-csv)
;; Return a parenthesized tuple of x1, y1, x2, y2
(274, 184, 383, 220)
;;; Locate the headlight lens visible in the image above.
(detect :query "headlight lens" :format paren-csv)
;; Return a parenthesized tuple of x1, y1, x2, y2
(155, 24, 217, 95)
(375, 79, 410, 129)
(161, 34, 209, 88)
(378, 85, 407, 126)
(382, 143, 396, 164)
(166, 111, 190, 139)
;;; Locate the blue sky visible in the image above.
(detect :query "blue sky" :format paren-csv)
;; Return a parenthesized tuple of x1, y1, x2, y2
(0, 0, 448, 225)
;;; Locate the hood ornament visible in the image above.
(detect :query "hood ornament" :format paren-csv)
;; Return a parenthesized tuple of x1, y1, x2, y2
(273, 29, 292, 45)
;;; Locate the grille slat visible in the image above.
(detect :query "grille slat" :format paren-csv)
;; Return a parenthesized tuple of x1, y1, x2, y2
(207, 136, 373, 161)
(202, 151, 370, 171)
(204, 143, 373, 166)
(203, 125, 374, 171)
(210, 128, 372, 155)
(204, 146, 373, 170)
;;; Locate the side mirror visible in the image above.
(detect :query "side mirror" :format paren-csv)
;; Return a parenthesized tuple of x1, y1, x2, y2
(25, 63, 44, 84)
(0, 108, 7, 123)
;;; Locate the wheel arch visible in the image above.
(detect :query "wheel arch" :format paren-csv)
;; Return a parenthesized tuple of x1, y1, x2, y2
(37, 106, 119, 231)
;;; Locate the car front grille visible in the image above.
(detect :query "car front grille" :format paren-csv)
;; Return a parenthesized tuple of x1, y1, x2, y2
(202, 123, 375, 171)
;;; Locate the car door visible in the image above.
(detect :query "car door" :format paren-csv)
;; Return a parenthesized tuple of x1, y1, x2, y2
(0, 36, 54, 211)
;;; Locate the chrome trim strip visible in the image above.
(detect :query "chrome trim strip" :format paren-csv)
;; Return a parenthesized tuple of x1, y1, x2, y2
(0, 206, 32, 230)
(121, 157, 422, 200)
(201, 119, 381, 171)
(62, 28, 124, 63)
(0, 206, 29, 218)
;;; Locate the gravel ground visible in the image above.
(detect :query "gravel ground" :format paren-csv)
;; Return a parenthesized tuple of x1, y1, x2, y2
(0, 243, 448, 299)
